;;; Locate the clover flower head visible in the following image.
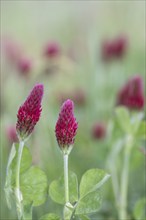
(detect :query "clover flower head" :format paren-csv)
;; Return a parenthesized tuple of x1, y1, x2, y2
(55, 99, 78, 151)
(102, 36, 127, 61)
(117, 75, 144, 110)
(16, 83, 44, 140)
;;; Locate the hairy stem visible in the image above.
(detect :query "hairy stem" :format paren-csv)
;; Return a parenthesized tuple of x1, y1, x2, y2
(15, 141, 24, 220)
(64, 154, 69, 203)
(119, 137, 132, 220)
(108, 140, 123, 208)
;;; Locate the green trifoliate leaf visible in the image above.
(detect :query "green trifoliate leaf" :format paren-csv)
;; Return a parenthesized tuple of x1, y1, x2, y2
(5, 143, 48, 209)
(49, 171, 78, 205)
(40, 213, 62, 220)
(133, 198, 146, 220)
(75, 190, 102, 215)
(10, 143, 32, 183)
(20, 166, 48, 206)
(115, 107, 131, 133)
(4, 143, 32, 208)
(79, 169, 110, 198)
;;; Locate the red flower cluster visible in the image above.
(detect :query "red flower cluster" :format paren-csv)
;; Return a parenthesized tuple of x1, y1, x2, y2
(55, 99, 78, 149)
(44, 41, 61, 58)
(16, 84, 44, 140)
(102, 36, 127, 61)
(117, 75, 144, 110)
(92, 122, 106, 140)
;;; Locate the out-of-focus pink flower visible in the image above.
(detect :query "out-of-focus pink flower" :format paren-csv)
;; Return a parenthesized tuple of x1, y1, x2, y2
(6, 125, 18, 143)
(55, 99, 78, 149)
(91, 122, 106, 140)
(113, 36, 127, 58)
(102, 40, 114, 61)
(2, 36, 33, 77)
(17, 56, 32, 75)
(117, 75, 145, 110)
(101, 36, 127, 61)
(44, 41, 61, 58)
(2, 36, 23, 64)
(16, 84, 44, 140)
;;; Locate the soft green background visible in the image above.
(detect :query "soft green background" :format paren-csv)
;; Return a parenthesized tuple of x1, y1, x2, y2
(1, 1, 145, 219)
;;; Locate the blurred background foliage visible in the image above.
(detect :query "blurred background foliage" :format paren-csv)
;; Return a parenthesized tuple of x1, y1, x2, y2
(1, 1, 145, 219)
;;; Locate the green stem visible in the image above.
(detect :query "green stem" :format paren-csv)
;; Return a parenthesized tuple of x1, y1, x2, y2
(64, 154, 69, 203)
(119, 138, 132, 220)
(15, 141, 24, 220)
(108, 140, 123, 208)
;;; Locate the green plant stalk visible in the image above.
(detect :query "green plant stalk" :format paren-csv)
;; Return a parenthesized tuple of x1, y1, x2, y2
(15, 140, 24, 220)
(108, 140, 123, 208)
(64, 154, 69, 203)
(119, 139, 132, 220)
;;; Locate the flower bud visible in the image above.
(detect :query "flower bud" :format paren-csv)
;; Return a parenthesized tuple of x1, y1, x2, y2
(55, 99, 78, 153)
(117, 75, 144, 110)
(16, 84, 44, 140)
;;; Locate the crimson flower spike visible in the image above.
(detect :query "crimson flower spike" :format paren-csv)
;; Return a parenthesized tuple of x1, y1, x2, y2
(117, 75, 144, 111)
(16, 83, 44, 141)
(55, 99, 78, 154)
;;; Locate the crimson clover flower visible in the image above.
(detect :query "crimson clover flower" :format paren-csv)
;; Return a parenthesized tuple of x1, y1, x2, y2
(116, 75, 145, 110)
(101, 36, 127, 61)
(16, 84, 44, 140)
(55, 99, 78, 152)
(113, 36, 127, 58)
